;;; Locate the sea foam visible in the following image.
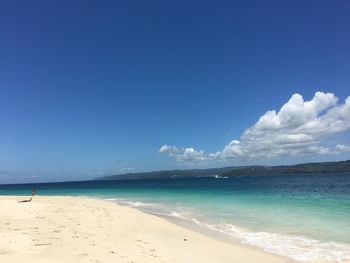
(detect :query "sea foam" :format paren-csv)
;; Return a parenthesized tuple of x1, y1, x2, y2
(191, 218, 350, 262)
(142, 206, 350, 263)
(108, 198, 350, 262)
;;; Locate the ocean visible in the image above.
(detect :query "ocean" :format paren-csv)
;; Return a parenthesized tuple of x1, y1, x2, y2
(1, 173, 349, 262)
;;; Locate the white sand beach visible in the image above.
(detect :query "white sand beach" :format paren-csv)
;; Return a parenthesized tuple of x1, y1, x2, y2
(0, 196, 292, 263)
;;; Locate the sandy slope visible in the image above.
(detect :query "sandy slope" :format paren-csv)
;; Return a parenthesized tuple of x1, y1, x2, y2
(0, 196, 291, 263)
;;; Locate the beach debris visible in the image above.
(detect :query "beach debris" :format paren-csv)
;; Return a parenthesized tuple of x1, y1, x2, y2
(184, 238, 188, 241)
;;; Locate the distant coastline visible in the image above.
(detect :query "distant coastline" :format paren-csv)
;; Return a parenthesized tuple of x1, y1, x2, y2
(97, 159, 350, 181)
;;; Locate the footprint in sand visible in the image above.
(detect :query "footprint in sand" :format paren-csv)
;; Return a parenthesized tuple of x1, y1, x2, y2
(34, 243, 52, 246)
(0, 249, 14, 255)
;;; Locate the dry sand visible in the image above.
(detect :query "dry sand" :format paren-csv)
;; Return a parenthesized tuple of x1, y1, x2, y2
(0, 196, 292, 263)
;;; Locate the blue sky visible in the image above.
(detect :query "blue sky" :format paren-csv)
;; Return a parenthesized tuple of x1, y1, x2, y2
(0, 0, 349, 183)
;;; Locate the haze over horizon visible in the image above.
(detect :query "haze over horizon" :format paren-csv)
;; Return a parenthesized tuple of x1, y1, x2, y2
(1, 0, 350, 184)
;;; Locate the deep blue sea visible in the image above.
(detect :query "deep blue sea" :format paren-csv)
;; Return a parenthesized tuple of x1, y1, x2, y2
(1, 173, 350, 262)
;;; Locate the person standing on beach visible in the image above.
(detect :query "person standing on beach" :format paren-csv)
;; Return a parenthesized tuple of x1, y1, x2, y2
(32, 187, 36, 196)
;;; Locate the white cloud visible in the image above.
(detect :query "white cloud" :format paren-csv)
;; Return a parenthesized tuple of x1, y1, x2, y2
(159, 91, 350, 162)
(158, 144, 180, 154)
(158, 145, 206, 162)
(228, 92, 350, 159)
(335, 144, 350, 153)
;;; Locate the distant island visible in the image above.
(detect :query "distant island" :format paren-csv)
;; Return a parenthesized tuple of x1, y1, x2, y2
(97, 160, 350, 181)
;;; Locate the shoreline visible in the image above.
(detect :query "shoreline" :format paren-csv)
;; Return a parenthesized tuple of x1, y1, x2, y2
(0, 195, 292, 263)
(107, 199, 300, 262)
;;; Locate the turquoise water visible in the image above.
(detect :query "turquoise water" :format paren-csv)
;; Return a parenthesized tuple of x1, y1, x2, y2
(1, 173, 350, 262)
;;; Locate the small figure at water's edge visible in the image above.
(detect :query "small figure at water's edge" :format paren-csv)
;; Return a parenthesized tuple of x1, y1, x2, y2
(18, 187, 36, 203)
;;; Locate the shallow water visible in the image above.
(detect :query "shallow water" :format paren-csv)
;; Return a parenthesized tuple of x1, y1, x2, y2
(1, 173, 350, 262)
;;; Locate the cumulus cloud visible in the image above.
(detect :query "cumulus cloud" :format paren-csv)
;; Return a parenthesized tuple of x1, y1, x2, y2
(225, 91, 350, 160)
(159, 91, 350, 162)
(335, 144, 350, 153)
(159, 145, 181, 154)
(158, 144, 206, 162)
